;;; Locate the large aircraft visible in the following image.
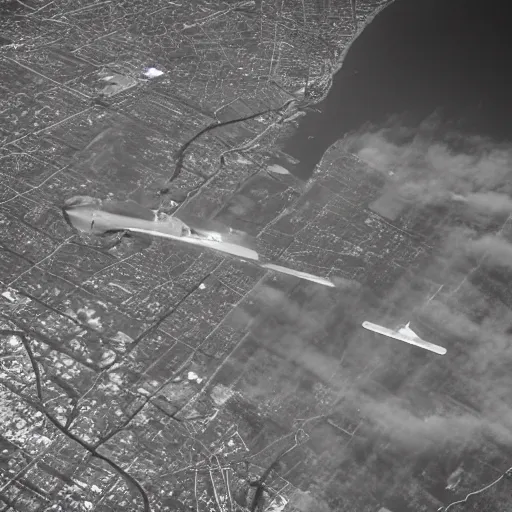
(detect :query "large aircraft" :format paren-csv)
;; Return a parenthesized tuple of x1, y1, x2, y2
(63, 196, 335, 288)
(362, 321, 447, 355)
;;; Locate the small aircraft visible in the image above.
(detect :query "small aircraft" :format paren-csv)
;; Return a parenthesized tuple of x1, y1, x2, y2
(362, 321, 447, 355)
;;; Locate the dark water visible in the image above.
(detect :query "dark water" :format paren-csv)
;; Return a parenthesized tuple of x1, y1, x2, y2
(279, 0, 512, 179)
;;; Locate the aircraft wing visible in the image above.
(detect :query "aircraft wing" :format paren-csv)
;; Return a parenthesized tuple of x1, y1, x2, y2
(127, 227, 260, 260)
(261, 263, 335, 288)
(362, 321, 447, 355)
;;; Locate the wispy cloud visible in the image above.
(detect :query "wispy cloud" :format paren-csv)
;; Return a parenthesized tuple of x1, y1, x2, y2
(236, 117, 512, 482)
(345, 115, 512, 209)
(246, 279, 512, 453)
(466, 234, 512, 270)
(242, 117, 512, 457)
(452, 192, 512, 216)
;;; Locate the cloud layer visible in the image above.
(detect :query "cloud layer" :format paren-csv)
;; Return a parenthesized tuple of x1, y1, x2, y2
(240, 117, 512, 485)
(346, 115, 512, 211)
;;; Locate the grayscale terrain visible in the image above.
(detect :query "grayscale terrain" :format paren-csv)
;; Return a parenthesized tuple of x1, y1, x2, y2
(1, 1, 512, 511)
